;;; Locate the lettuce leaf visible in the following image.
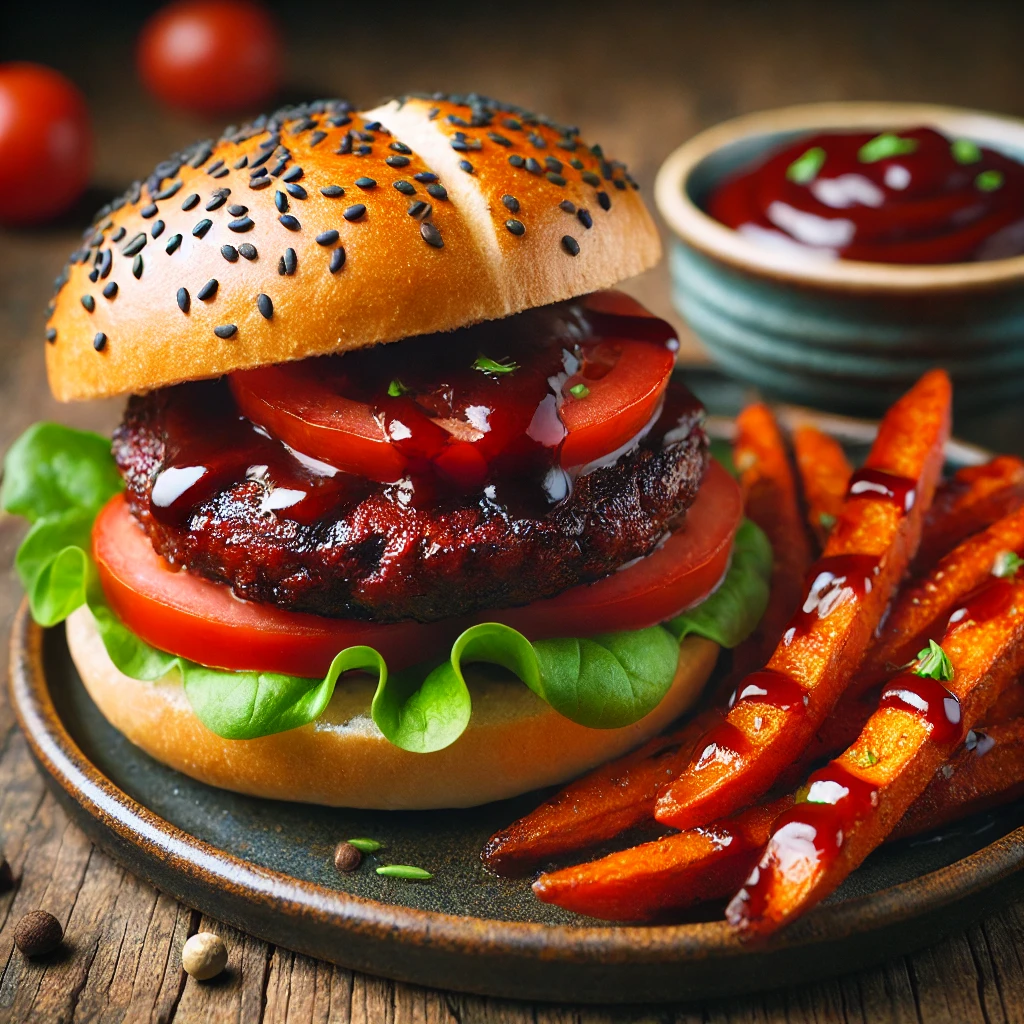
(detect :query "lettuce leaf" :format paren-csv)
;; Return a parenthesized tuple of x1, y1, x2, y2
(3, 422, 773, 753)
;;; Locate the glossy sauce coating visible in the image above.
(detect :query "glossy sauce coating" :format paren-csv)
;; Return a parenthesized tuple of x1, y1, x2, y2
(878, 673, 962, 744)
(947, 577, 1016, 632)
(729, 669, 809, 712)
(786, 554, 880, 642)
(708, 126, 1024, 263)
(847, 467, 917, 514)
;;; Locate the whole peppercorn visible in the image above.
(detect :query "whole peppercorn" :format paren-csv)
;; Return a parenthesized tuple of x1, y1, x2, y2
(181, 931, 228, 980)
(0, 857, 13, 892)
(333, 841, 362, 873)
(14, 910, 63, 957)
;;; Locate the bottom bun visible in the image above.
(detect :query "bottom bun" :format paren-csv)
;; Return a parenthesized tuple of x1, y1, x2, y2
(66, 607, 718, 809)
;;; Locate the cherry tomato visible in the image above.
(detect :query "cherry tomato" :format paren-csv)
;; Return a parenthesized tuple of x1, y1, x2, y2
(137, 0, 282, 115)
(0, 63, 92, 226)
(92, 462, 741, 679)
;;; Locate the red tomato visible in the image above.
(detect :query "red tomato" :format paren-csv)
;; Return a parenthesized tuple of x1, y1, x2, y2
(0, 63, 92, 226)
(137, 0, 282, 115)
(91, 462, 741, 679)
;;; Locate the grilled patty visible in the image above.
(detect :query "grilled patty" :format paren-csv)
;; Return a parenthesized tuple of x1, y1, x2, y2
(113, 380, 708, 622)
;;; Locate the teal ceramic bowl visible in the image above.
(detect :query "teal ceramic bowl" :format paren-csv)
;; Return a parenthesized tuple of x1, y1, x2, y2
(655, 102, 1024, 414)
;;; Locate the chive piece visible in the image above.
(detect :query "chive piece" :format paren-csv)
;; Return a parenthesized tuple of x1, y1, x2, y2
(861, 749, 879, 767)
(375, 864, 432, 880)
(569, 383, 590, 399)
(951, 139, 982, 164)
(858, 133, 918, 163)
(387, 379, 408, 397)
(786, 146, 826, 184)
(346, 837, 384, 853)
(473, 355, 519, 375)
(976, 169, 1005, 192)
(992, 550, 1024, 579)
(818, 512, 837, 531)
(914, 639, 954, 682)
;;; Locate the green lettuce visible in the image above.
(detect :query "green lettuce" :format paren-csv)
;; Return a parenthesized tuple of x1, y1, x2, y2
(3, 424, 772, 753)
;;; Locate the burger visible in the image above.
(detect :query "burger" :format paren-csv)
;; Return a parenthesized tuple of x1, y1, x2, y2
(3, 93, 770, 809)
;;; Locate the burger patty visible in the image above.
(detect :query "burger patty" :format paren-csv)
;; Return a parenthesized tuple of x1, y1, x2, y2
(113, 381, 708, 623)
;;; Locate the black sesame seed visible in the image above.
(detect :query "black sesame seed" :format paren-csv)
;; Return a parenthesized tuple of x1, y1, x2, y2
(257, 293, 273, 319)
(363, 120, 381, 132)
(88, 268, 100, 283)
(250, 175, 272, 190)
(228, 204, 247, 216)
(316, 229, 340, 246)
(103, 281, 118, 299)
(122, 233, 147, 256)
(561, 235, 580, 256)
(207, 159, 225, 175)
(597, 191, 611, 211)
(280, 247, 297, 275)
(270, 158, 288, 177)
(153, 180, 182, 201)
(284, 182, 307, 200)
(165, 234, 183, 254)
(221, 244, 239, 262)
(278, 214, 301, 230)
(197, 278, 219, 301)
(98, 249, 113, 278)
(140, 203, 158, 219)
(321, 185, 345, 197)
(181, 193, 200, 211)
(275, 190, 289, 212)
(546, 172, 567, 186)
(559, 200, 576, 213)
(488, 132, 512, 147)
(81, 294, 95, 312)
(233, 156, 248, 169)
(577, 208, 593, 229)
(309, 130, 327, 147)
(505, 219, 525, 236)
(408, 200, 431, 220)
(525, 157, 542, 175)
(507, 155, 524, 168)
(45, 328, 57, 344)
(336, 134, 353, 155)
(111, 226, 126, 242)
(193, 219, 212, 238)
(614, 179, 627, 190)
(390, 141, 412, 154)
(238, 243, 258, 260)
(570, 158, 584, 170)
(459, 160, 474, 173)
(581, 171, 601, 187)
(503, 117, 522, 131)
(386, 155, 410, 168)
(249, 149, 272, 169)
(133, 254, 144, 278)
(228, 216, 253, 232)
(93, 332, 107, 352)
(413, 172, 438, 183)
(151, 219, 165, 238)
(545, 156, 563, 173)
(205, 193, 227, 211)
(425, 183, 448, 201)
(528, 132, 546, 150)
(329, 247, 346, 273)
(501, 194, 520, 213)
(343, 204, 366, 221)
(214, 324, 237, 339)
(420, 222, 443, 248)
(355, 176, 377, 190)
(177, 287, 190, 313)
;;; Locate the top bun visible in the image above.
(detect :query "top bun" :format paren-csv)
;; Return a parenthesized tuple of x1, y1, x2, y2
(44, 93, 661, 401)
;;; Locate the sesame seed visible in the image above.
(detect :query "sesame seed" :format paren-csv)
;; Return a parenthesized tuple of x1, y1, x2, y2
(133, 255, 144, 278)
(205, 193, 227, 211)
(559, 200, 576, 213)
(214, 324, 237, 339)
(111, 226, 126, 242)
(238, 243, 258, 260)
(181, 193, 200, 211)
(525, 157, 542, 175)
(88, 268, 99, 283)
(229, 216, 255, 232)
(228, 203, 248, 216)
(284, 182, 307, 200)
(355, 177, 377, 190)
(545, 157, 563, 173)
(151, 219, 165, 238)
(426, 183, 448, 201)
(528, 132, 546, 149)
(279, 214, 301, 230)
(165, 234, 182, 254)
(122, 233, 147, 256)
(93, 332, 107, 351)
(233, 156, 248, 169)
(597, 191, 611, 211)
(459, 160, 473, 173)
(561, 235, 580, 256)
(503, 117, 522, 131)
(546, 172, 567, 186)
(508, 154, 525, 169)
(321, 185, 345, 197)
(197, 278, 219, 301)
(501, 195, 520, 213)
(420, 222, 443, 248)
(363, 120, 381, 132)
(45, 328, 57, 343)
(329, 247, 346, 273)
(581, 171, 601, 187)
(316, 229, 340, 246)
(193, 219, 212, 238)
(505, 219, 525, 236)
(614, 179, 627, 190)
(343, 204, 366, 221)
(141, 203, 158, 219)
(570, 158, 584, 169)
(257, 294, 273, 319)
(103, 282, 118, 299)
(488, 132, 512, 147)
(221, 244, 239, 262)
(153, 180, 182, 200)
(309, 131, 327, 147)
(414, 172, 438, 183)
(81, 294, 95, 312)
(386, 155, 410, 168)
(280, 247, 297, 275)
(275, 190, 289, 212)
(270, 158, 288, 177)
(249, 176, 272, 189)
(390, 142, 412, 154)
(207, 159, 225, 175)
(98, 250, 113, 278)
(177, 287, 190, 313)
(577, 208, 593, 229)
(408, 200, 431, 220)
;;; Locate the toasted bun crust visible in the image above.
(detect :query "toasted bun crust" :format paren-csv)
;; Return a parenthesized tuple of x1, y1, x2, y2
(65, 606, 716, 809)
(45, 94, 660, 402)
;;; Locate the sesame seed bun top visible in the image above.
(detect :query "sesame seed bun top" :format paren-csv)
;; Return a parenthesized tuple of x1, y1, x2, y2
(44, 92, 661, 402)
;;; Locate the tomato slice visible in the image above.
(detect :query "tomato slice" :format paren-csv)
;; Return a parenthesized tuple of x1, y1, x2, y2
(91, 462, 741, 679)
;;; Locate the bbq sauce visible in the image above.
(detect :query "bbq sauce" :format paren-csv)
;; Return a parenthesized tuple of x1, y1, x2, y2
(947, 578, 1016, 631)
(878, 672, 962, 744)
(846, 468, 917, 513)
(729, 669, 809, 712)
(785, 554, 880, 642)
(708, 126, 1024, 263)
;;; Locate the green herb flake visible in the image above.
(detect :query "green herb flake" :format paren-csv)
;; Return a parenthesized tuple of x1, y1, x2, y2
(786, 146, 827, 184)
(914, 639, 954, 683)
(473, 355, 519, 376)
(858, 133, 918, 163)
(387, 379, 409, 397)
(346, 838, 383, 853)
(976, 169, 1005, 192)
(951, 139, 982, 164)
(993, 550, 1024, 578)
(858, 748, 880, 767)
(818, 512, 837, 531)
(375, 864, 432, 880)
(569, 383, 590, 399)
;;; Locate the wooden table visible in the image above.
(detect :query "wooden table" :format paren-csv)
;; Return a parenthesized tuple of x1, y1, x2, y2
(3, 2, 1024, 1019)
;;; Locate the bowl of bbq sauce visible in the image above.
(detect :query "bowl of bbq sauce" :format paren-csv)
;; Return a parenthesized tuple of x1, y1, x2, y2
(655, 102, 1024, 413)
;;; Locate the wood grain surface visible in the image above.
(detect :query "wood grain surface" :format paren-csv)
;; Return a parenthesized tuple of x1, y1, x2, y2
(3, 1, 1024, 1019)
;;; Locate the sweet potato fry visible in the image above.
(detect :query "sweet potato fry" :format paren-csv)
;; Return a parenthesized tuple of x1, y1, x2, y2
(917, 456, 1024, 571)
(656, 371, 952, 831)
(855, 503, 1024, 692)
(793, 425, 853, 549)
(727, 575, 1024, 937)
(730, 404, 814, 677)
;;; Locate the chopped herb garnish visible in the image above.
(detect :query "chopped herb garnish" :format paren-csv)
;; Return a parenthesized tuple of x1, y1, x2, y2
(976, 169, 1005, 192)
(387, 379, 409, 397)
(860, 749, 880, 767)
(473, 355, 519, 376)
(375, 864, 432, 880)
(786, 146, 826, 184)
(818, 512, 837, 531)
(346, 837, 384, 853)
(569, 383, 590, 399)
(914, 639, 954, 683)
(992, 550, 1024, 579)
(951, 139, 982, 164)
(858, 133, 918, 163)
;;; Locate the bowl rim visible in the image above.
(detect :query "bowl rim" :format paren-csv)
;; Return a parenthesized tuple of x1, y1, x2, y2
(654, 101, 1024, 293)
